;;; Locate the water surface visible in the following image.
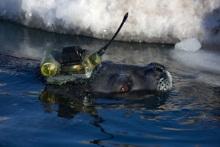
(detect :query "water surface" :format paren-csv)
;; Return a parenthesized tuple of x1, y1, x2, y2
(0, 20, 220, 147)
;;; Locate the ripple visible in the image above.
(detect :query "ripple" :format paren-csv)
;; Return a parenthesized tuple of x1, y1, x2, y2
(0, 116, 10, 123)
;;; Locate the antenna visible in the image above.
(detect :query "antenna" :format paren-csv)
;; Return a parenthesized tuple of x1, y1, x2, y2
(97, 12, 128, 56)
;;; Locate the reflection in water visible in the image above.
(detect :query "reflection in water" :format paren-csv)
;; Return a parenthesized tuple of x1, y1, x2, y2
(40, 84, 168, 116)
(40, 86, 114, 145)
(39, 85, 168, 145)
(40, 87, 95, 119)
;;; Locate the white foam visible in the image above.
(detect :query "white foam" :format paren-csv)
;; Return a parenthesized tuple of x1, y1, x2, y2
(0, 0, 220, 44)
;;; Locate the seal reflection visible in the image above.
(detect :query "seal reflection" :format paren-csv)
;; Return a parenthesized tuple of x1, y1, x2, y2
(39, 83, 169, 145)
(39, 84, 169, 118)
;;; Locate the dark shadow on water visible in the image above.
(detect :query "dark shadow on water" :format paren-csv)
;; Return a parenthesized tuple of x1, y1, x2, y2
(40, 87, 115, 146)
(39, 85, 169, 146)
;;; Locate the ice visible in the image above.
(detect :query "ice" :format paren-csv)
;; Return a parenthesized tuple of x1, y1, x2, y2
(0, 0, 220, 44)
(174, 38, 202, 52)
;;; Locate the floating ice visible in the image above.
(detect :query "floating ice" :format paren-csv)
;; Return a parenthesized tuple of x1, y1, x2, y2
(174, 38, 202, 52)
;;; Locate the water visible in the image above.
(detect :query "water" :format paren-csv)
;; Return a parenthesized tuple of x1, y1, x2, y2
(0, 21, 220, 147)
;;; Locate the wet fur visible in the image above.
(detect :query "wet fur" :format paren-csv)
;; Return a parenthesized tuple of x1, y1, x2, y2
(89, 61, 172, 94)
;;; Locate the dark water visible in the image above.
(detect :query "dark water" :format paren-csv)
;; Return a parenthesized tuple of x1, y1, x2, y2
(0, 20, 220, 147)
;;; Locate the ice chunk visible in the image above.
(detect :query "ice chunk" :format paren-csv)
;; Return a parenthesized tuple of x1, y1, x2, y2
(175, 38, 202, 52)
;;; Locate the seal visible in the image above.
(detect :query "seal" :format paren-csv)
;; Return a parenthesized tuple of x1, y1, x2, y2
(39, 12, 172, 94)
(89, 62, 172, 94)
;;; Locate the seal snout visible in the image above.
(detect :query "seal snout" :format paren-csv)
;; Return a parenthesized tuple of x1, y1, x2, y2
(108, 73, 133, 93)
